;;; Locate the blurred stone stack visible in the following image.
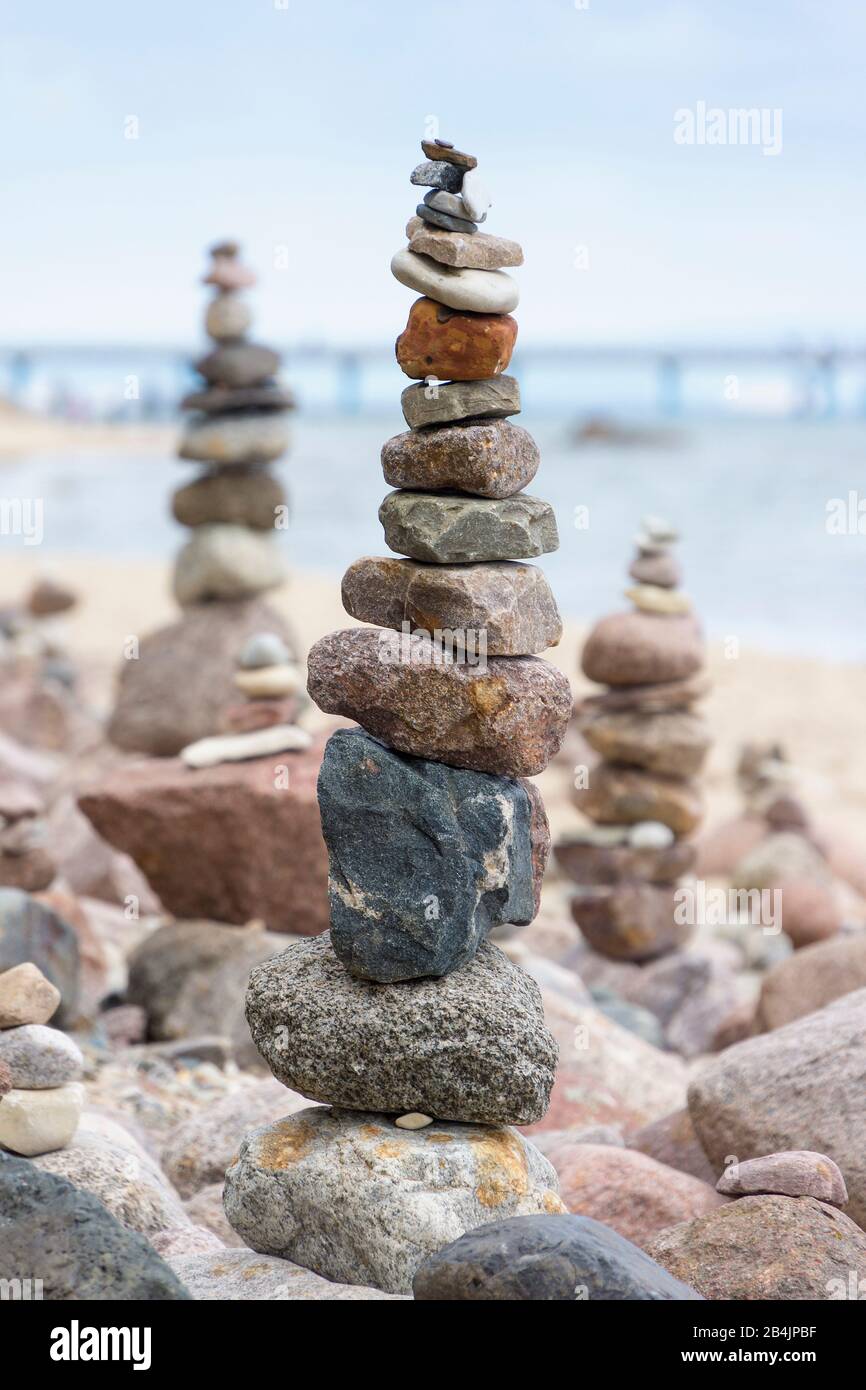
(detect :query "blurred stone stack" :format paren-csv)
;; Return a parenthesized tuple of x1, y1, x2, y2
(0, 962, 84, 1157)
(560, 518, 710, 961)
(108, 242, 296, 756)
(223, 140, 573, 1296)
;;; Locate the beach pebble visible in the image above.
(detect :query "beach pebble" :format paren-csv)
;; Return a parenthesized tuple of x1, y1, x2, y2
(415, 202, 477, 234)
(238, 631, 291, 669)
(0, 1023, 83, 1089)
(308, 628, 572, 777)
(225, 1106, 560, 1295)
(382, 419, 538, 498)
(0, 889, 80, 1029)
(410, 159, 464, 193)
(757, 933, 866, 1032)
(341, 556, 562, 656)
(178, 412, 289, 467)
(173, 525, 286, 605)
(233, 662, 301, 697)
(626, 584, 692, 616)
(582, 612, 704, 686)
(172, 468, 286, 531)
(395, 1113, 433, 1130)
(318, 728, 547, 981)
(396, 297, 517, 381)
(391, 249, 519, 314)
(410, 221, 522, 271)
(181, 383, 294, 414)
(205, 293, 252, 341)
(168, 1247, 406, 1300)
(576, 762, 702, 836)
(628, 820, 676, 849)
(556, 835, 694, 888)
(581, 672, 710, 715)
(717, 1151, 848, 1206)
(0, 962, 61, 1027)
(640, 515, 679, 545)
(244, 935, 557, 1124)
(180, 725, 310, 770)
(204, 252, 256, 291)
(26, 578, 77, 617)
(401, 375, 521, 429)
(379, 490, 558, 564)
(629, 551, 682, 589)
(219, 697, 299, 734)
(195, 343, 280, 389)
(459, 166, 492, 221)
(420, 138, 477, 169)
(0, 1083, 84, 1156)
(414, 1213, 702, 1301)
(571, 883, 690, 962)
(580, 705, 712, 777)
(423, 189, 480, 221)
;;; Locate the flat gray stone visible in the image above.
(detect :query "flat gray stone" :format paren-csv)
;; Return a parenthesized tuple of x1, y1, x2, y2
(416, 202, 477, 234)
(244, 935, 558, 1124)
(223, 1105, 563, 1294)
(194, 343, 280, 389)
(401, 375, 520, 429)
(379, 490, 558, 563)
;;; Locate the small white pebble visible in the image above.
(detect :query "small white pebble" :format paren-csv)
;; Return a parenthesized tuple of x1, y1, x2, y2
(395, 1112, 433, 1130)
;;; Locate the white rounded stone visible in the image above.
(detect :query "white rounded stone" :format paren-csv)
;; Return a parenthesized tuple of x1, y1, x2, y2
(0, 1083, 84, 1157)
(233, 663, 302, 698)
(627, 820, 676, 849)
(460, 167, 492, 222)
(394, 1113, 433, 1130)
(180, 725, 311, 769)
(390, 249, 519, 314)
(205, 293, 252, 341)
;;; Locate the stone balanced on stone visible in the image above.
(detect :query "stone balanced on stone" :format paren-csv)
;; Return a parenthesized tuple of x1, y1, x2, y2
(0, 962, 84, 1157)
(558, 518, 710, 961)
(223, 139, 573, 1296)
(107, 241, 297, 756)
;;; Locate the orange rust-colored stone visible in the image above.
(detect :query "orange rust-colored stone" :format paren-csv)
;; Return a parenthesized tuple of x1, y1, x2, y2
(396, 297, 517, 381)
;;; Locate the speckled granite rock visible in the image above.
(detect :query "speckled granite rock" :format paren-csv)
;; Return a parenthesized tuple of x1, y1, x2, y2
(341, 556, 561, 655)
(381, 419, 538, 498)
(307, 627, 572, 777)
(379, 490, 558, 564)
(245, 935, 557, 1124)
(168, 1247, 408, 1300)
(0, 1023, 83, 1089)
(223, 1106, 563, 1293)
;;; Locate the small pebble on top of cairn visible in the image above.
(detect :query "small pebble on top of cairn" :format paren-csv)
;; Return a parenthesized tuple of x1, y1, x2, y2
(223, 138, 573, 1296)
(0, 962, 84, 1157)
(558, 517, 710, 961)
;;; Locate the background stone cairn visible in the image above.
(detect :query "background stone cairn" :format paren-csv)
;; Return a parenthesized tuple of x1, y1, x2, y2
(222, 139, 575, 1296)
(560, 517, 711, 961)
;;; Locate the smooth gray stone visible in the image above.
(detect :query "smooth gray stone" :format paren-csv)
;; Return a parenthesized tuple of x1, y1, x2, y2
(401, 375, 520, 428)
(379, 490, 559, 564)
(415, 203, 477, 234)
(410, 159, 464, 193)
(424, 188, 484, 223)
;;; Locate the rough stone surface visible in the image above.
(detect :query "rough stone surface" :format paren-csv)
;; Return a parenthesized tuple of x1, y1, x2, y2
(571, 883, 690, 961)
(246, 936, 557, 1124)
(168, 1248, 407, 1300)
(0, 1059, 11, 1098)
(107, 598, 296, 756)
(580, 706, 711, 777)
(172, 468, 286, 530)
(687, 988, 866, 1227)
(576, 762, 702, 836)
(717, 1150, 848, 1205)
(0, 1023, 83, 1089)
(178, 413, 289, 466)
(34, 1125, 190, 1236)
(318, 728, 547, 981)
(173, 524, 286, 605)
(0, 1155, 190, 1299)
(224, 1106, 563, 1294)
(582, 612, 704, 686)
(409, 159, 464, 193)
(396, 297, 517, 380)
(757, 933, 866, 1031)
(150, 1225, 224, 1258)
(79, 744, 329, 935)
(647, 1195, 866, 1300)
(307, 628, 572, 777)
(420, 138, 477, 169)
(195, 343, 280, 388)
(380, 489, 558, 564)
(391, 249, 519, 314)
(0, 961, 60, 1027)
(408, 223, 524, 270)
(401, 375, 520, 428)
(629, 1108, 720, 1185)
(555, 835, 695, 886)
(382, 420, 539, 498)
(524, 1141, 724, 1249)
(0, 889, 79, 1027)
(0, 1084, 84, 1156)
(413, 1212, 703, 1300)
(341, 557, 561, 655)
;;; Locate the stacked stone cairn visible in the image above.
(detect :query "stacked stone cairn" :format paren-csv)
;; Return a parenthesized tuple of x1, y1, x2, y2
(0, 963, 84, 1157)
(107, 241, 296, 756)
(223, 140, 574, 1296)
(560, 517, 710, 961)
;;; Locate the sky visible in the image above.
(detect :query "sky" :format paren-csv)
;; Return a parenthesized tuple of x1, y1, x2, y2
(2, 0, 865, 348)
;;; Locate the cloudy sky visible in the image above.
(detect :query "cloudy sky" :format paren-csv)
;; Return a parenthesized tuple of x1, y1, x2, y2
(2, 0, 864, 347)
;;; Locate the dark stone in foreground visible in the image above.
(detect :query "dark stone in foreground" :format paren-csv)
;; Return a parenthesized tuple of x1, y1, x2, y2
(318, 729, 547, 980)
(413, 1213, 704, 1300)
(0, 1155, 191, 1300)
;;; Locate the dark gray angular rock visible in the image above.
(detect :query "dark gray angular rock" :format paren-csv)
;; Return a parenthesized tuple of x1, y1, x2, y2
(0, 1154, 191, 1300)
(318, 728, 546, 981)
(401, 375, 520, 429)
(379, 490, 559, 564)
(412, 1212, 704, 1300)
(245, 935, 558, 1125)
(410, 159, 464, 193)
(0, 889, 79, 1028)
